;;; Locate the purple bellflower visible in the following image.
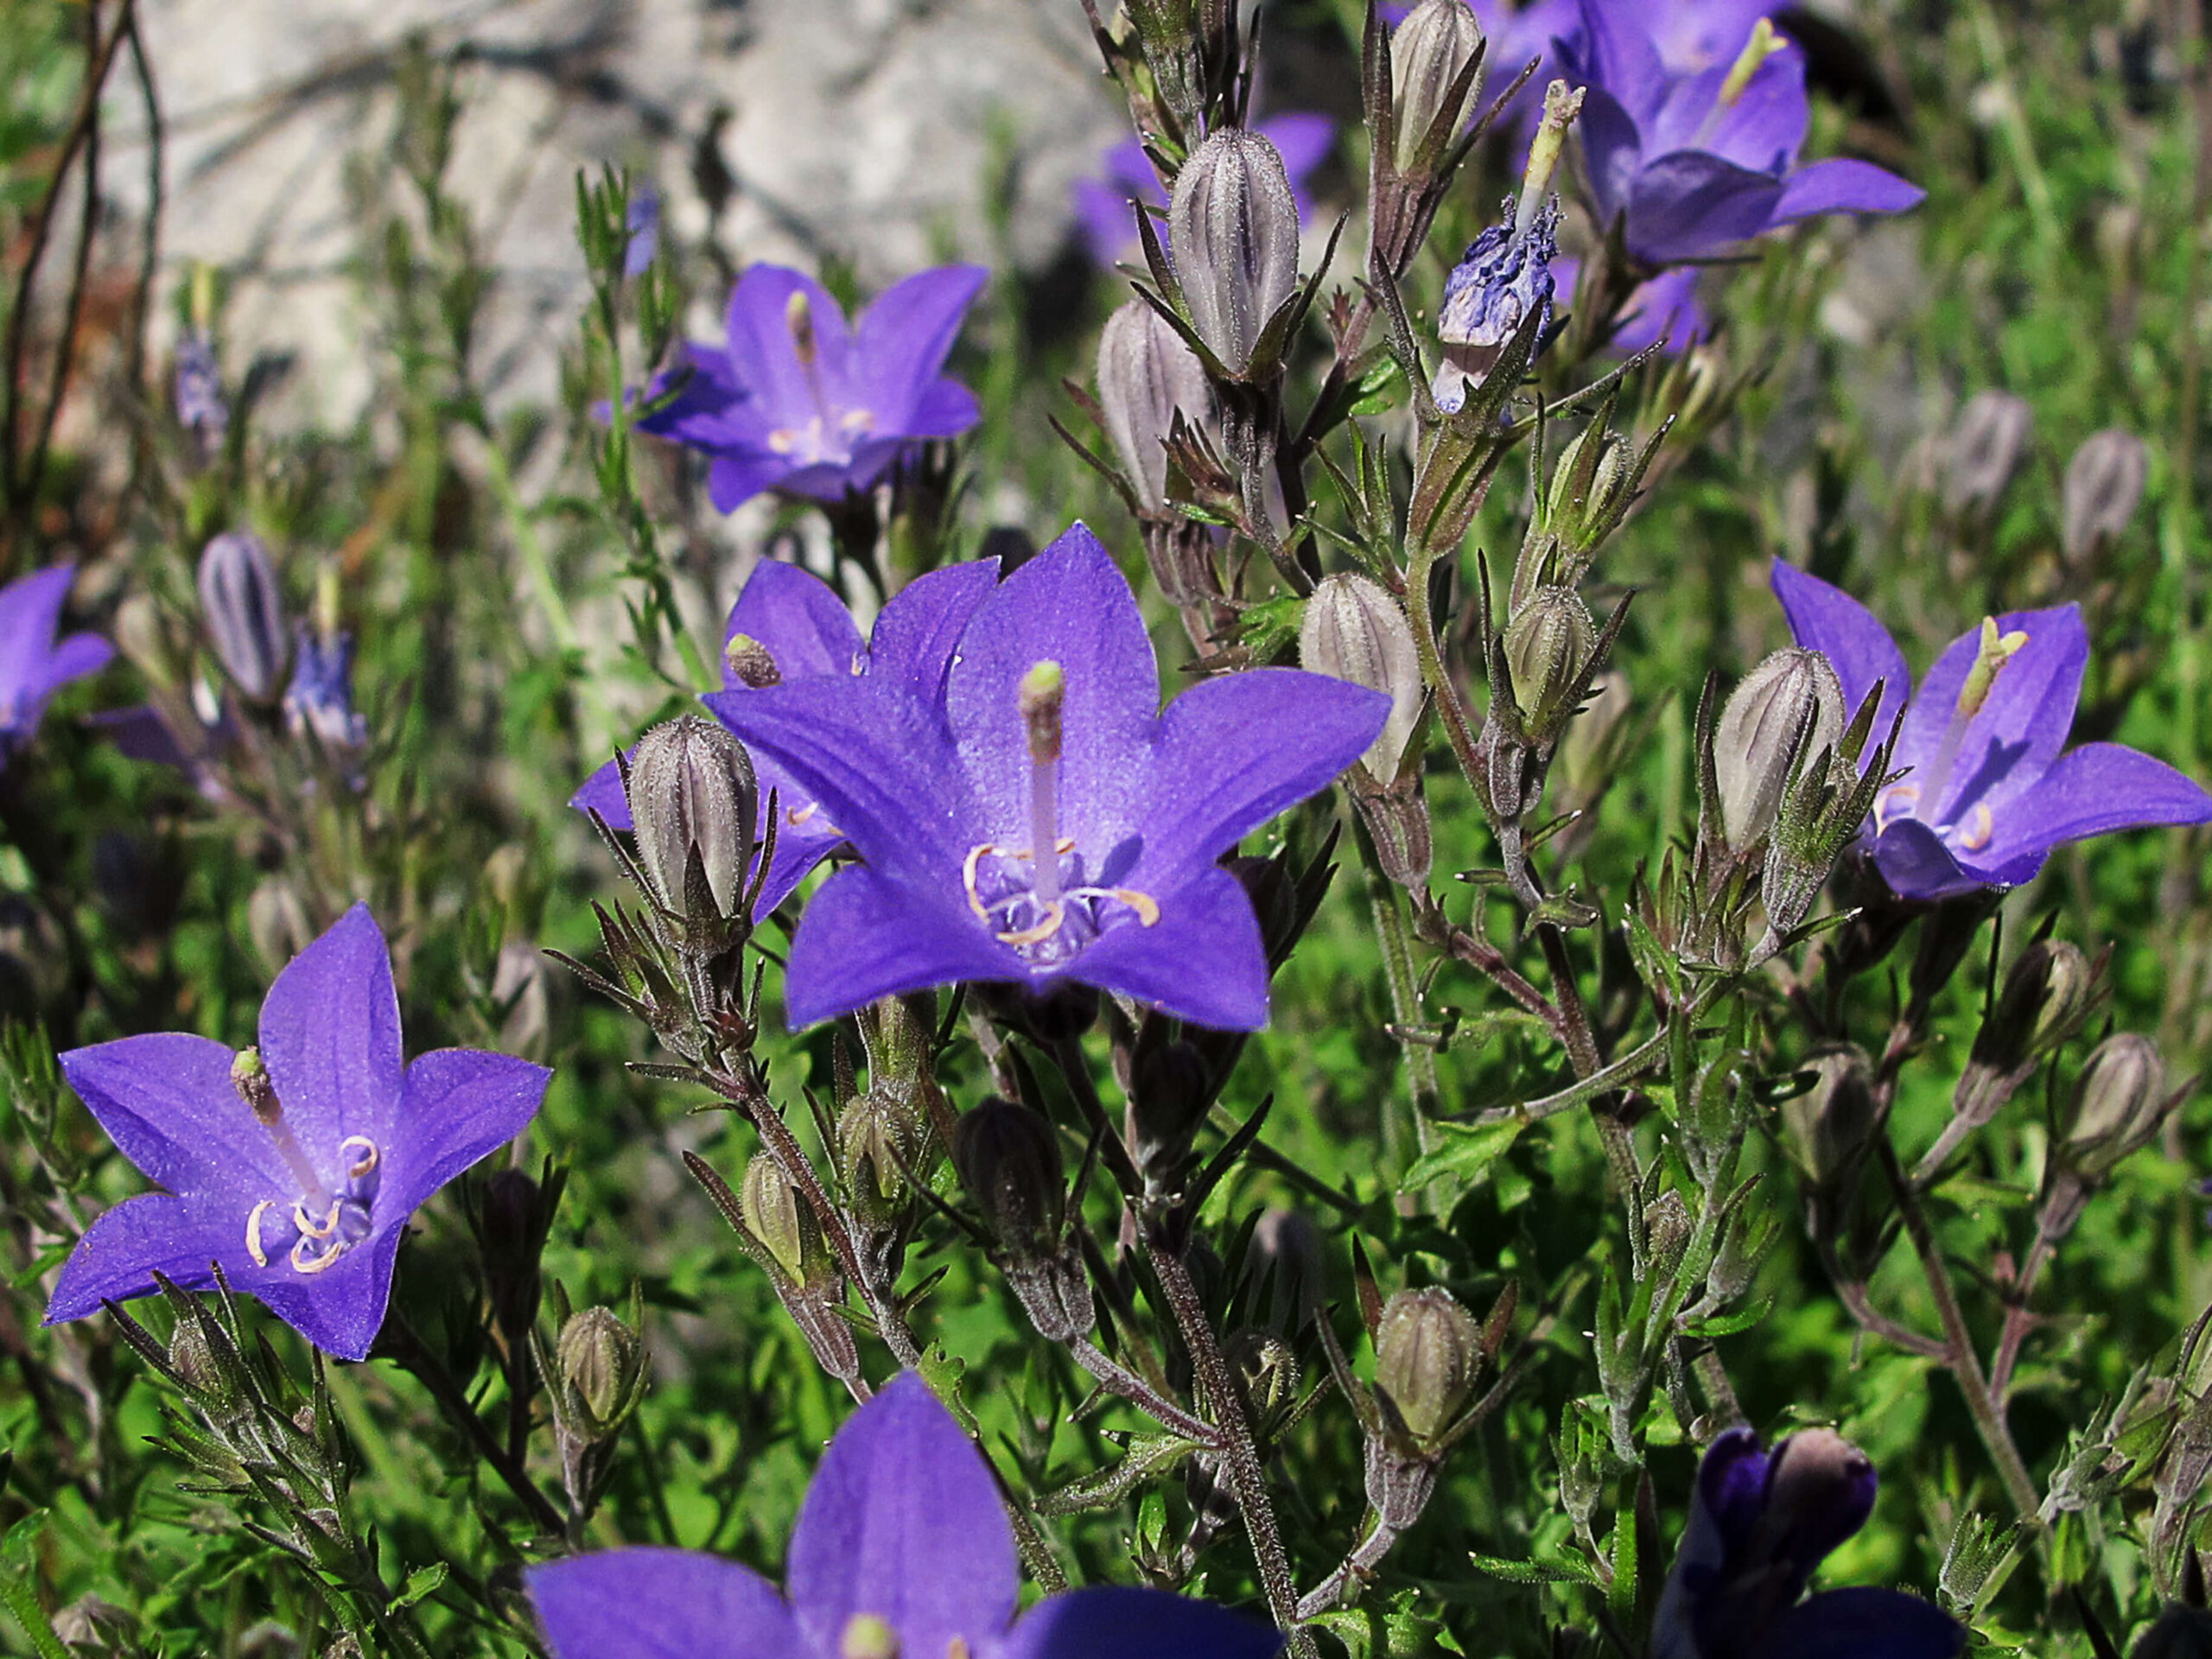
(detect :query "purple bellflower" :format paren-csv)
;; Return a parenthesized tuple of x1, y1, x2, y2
(636, 264, 986, 512)
(530, 1372, 1281, 1659)
(1073, 116, 1335, 268)
(709, 523, 1389, 1032)
(46, 905, 550, 1361)
(1653, 1427, 1963, 1659)
(1772, 560, 2212, 900)
(1550, 255, 1709, 353)
(0, 563, 112, 754)
(284, 627, 368, 751)
(573, 554, 1001, 918)
(1560, 0, 1923, 268)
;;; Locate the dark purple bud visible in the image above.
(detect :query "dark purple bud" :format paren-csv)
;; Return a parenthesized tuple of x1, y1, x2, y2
(951, 1096, 1065, 1261)
(1373, 1286, 1480, 1446)
(1761, 1427, 1878, 1581)
(1955, 940, 2097, 1127)
(626, 714, 758, 925)
(1942, 390, 2034, 517)
(196, 532, 289, 702)
(1168, 130, 1301, 377)
(1783, 1045, 1881, 1197)
(2062, 428, 2149, 568)
(1096, 299, 1213, 512)
(1244, 1207, 1322, 1335)
(1711, 648, 1844, 850)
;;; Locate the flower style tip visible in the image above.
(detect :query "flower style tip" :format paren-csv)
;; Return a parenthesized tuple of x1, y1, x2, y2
(48, 903, 550, 1360)
(527, 1370, 1281, 1659)
(0, 563, 112, 753)
(1770, 559, 2212, 900)
(635, 262, 987, 512)
(713, 524, 1390, 1033)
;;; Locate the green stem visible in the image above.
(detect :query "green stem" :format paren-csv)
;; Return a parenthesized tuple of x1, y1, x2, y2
(1364, 856, 1440, 1157)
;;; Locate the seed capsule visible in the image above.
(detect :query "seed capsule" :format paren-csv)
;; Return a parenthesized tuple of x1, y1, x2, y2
(1373, 1287, 1481, 1446)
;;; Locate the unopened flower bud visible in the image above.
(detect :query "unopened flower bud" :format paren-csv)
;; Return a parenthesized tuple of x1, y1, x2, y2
(1643, 1189, 1692, 1282)
(1783, 1045, 1881, 1192)
(1226, 1329, 1301, 1421)
(1943, 390, 2034, 518)
(1168, 130, 1300, 378)
(1763, 1428, 1877, 1568)
(952, 1096, 1065, 1260)
(1300, 573, 1422, 782)
(836, 1088, 929, 1230)
(740, 1153, 831, 1287)
(1955, 941, 2096, 1129)
(1503, 586, 1595, 740)
(197, 532, 289, 702)
(1129, 1036, 1213, 1182)
(1096, 300, 1214, 512)
(1389, 0, 1485, 173)
(626, 714, 758, 925)
(168, 1315, 226, 1395)
(555, 1305, 644, 1436)
(2062, 429, 2149, 568)
(2060, 1033, 2169, 1183)
(1374, 1287, 1480, 1446)
(1712, 648, 1845, 849)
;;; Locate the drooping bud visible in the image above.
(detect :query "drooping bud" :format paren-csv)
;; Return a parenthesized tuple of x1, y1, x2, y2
(951, 1096, 1065, 1261)
(554, 1304, 645, 1438)
(2059, 1033, 2170, 1183)
(740, 1153, 832, 1287)
(1711, 648, 1845, 850)
(1300, 573, 1423, 782)
(197, 532, 289, 702)
(1128, 1034, 1214, 1185)
(2061, 429, 2149, 569)
(1503, 586, 1595, 741)
(724, 632, 781, 689)
(1389, 0, 1485, 173)
(836, 1088, 930, 1231)
(1953, 939, 2098, 1128)
(1942, 390, 2034, 518)
(626, 714, 759, 926)
(1373, 1287, 1481, 1447)
(1096, 300, 1215, 512)
(1168, 129, 1301, 378)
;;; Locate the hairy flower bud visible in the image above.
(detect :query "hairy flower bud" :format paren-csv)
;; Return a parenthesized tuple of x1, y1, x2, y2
(2061, 428, 2149, 569)
(951, 1096, 1065, 1260)
(197, 532, 289, 702)
(2059, 1033, 2169, 1183)
(1168, 130, 1300, 378)
(1783, 1044, 1883, 1243)
(1129, 1035, 1213, 1185)
(1953, 939, 2096, 1128)
(1300, 573, 1423, 782)
(1389, 0, 1484, 173)
(626, 714, 758, 926)
(1096, 300, 1214, 512)
(836, 1088, 929, 1231)
(1712, 648, 1844, 850)
(1374, 1287, 1480, 1447)
(740, 1153, 832, 1287)
(555, 1305, 645, 1438)
(1942, 390, 2034, 518)
(1503, 586, 1595, 741)
(1226, 1329, 1301, 1421)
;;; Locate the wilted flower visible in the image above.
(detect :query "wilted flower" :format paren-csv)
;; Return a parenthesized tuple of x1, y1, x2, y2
(197, 532, 289, 702)
(1096, 299, 1215, 512)
(0, 563, 112, 752)
(2062, 429, 2149, 567)
(575, 555, 1001, 917)
(527, 1373, 1281, 1659)
(635, 263, 986, 511)
(1435, 194, 1561, 410)
(1168, 129, 1303, 378)
(1652, 1427, 1963, 1659)
(1942, 390, 2034, 518)
(1072, 116, 1333, 267)
(712, 523, 1389, 1032)
(1560, 3, 1923, 268)
(1771, 560, 2212, 899)
(46, 905, 550, 1360)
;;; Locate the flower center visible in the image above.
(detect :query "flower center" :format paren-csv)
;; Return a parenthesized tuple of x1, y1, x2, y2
(233, 1048, 382, 1276)
(1873, 619, 2029, 859)
(768, 289, 875, 466)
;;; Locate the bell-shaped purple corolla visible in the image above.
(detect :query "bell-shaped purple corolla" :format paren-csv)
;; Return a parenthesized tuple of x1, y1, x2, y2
(1653, 1427, 1962, 1659)
(573, 555, 1001, 918)
(709, 524, 1389, 1032)
(1772, 560, 2212, 901)
(0, 563, 112, 753)
(1072, 116, 1336, 268)
(636, 264, 987, 512)
(1560, 0, 1923, 268)
(530, 1373, 1281, 1659)
(1550, 256, 1709, 353)
(46, 905, 549, 1361)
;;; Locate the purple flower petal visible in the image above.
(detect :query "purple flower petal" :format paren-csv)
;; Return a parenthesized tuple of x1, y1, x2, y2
(1868, 817, 1980, 901)
(1971, 742, 2212, 878)
(572, 755, 633, 831)
(59, 1033, 283, 1197)
(725, 558, 868, 683)
(1774, 157, 1928, 223)
(783, 864, 1018, 1029)
(1625, 151, 1785, 264)
(866, 558, 1004, 702)
(1066, 862, 1270, 1031)
(850, 265, 988, 431)
(944, 523, 1159, 849)
(528, 1548, 803, 1659)
(0, 565, 74, 702)
(35, 632, 113, 699)
(1001, 1588, 1284, 1659)
(251, 1221, 405, 1361)
(905, 378, 984, 440)
(257, 902, 405, 1157)
(786, 1372, 1017, 1659)
(44, 1192, 256, 1325)
(1571, 0, 1670, 130)
(1770, 562, 1910, 747)
(708, 453, 795, 513)
(1896, 604, 2083, 823)
(1764, 1586, 1965, 1659)
(382, 1050, 550, 1220)
(724, 266, 852, 419)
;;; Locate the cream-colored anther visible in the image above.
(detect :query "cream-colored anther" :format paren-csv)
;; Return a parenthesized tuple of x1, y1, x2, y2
(245, 1200, 275, 1268)
(340, 1135, 379, 1179)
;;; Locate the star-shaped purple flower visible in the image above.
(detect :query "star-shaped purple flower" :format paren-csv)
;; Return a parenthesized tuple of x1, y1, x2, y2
(1072, 116, 1335, 268)
(1772, 560, 2212, 900)
(529, 1372, 1280, 1659)
(0, 563, 112, 754)
(46, 905, 550, 1361)
(636, 263, 986, 512)
(709, 523, 1389, 1032)
(1653, 1427, 1962, 1659)
(1560, 0, 1923, 268)
(573, 554, 1001, 918)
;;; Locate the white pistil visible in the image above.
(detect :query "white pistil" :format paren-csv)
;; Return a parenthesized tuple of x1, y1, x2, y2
(232, 1047, 330, 1207)
(1019, 661, 1066, 906)
(1517, 80, 1585, 234)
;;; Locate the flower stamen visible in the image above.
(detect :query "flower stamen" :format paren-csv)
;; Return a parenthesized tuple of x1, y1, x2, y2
(289, 1234, 349, 1274)
(245, 1199, 275, 1268)
(1959, 804, 1995, 851)
(998, 901, 1067, 948)
(294, 1196, 343, 1239)
(340, 1135, 379, 1179)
